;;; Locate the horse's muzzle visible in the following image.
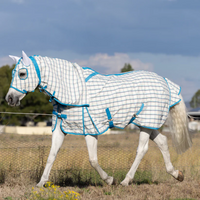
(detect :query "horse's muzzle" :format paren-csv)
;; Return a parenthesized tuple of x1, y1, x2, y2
(8, 95, 13, 104)
(6, 94, 20, 106)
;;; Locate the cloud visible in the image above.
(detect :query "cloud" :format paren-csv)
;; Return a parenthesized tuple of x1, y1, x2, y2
(77, 53, 153, 74)
(1, 0, 200, 56)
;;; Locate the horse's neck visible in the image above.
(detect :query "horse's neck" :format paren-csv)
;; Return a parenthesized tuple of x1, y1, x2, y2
(35, 55, 74, 88)
(35, 56, 53, 86)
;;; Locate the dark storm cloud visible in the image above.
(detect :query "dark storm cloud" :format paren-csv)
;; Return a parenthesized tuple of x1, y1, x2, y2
(1, 0, 200, 56)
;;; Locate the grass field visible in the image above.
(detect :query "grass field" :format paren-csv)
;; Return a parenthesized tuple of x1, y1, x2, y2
(0, 129, 200, 199)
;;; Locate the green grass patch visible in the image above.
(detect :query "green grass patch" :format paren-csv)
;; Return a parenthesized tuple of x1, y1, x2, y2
(49, 168, 156, 187)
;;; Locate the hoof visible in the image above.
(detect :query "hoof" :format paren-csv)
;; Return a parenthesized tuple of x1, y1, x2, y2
(105, 176, 114, 185)
(36, 181, 45, 188)
(120, 176, 131, 186)
(112, 178, 117, 185)
(175, 171, 184, 182)
(120, 181, 129, 186)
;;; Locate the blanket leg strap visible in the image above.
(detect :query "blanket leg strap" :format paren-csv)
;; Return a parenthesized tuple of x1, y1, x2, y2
(53, 110, 67, 119)
(106, 108, 114, 128)
(129, 103, 144, 124)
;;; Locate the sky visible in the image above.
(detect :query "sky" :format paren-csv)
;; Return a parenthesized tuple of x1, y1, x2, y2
(1, 0, 200, 101)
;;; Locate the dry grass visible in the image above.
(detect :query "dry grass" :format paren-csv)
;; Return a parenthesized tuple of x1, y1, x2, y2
(0, 130, 200, 199)
(0, 179, 200, 199)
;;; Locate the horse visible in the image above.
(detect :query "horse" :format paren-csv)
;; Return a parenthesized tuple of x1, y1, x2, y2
(5, 51, 192, 187)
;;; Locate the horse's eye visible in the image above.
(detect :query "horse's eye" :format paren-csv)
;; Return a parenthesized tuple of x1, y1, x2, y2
(18, 68, 28, 80)
(20, 73, 26, 77)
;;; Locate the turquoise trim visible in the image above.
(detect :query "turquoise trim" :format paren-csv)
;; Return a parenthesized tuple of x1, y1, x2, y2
(54, 99, 89, 107)
(60, 119, 110, 135)
(131, 122, 160, 130)
(86, 107, 100, 134)
(40, 85, 47, 92)
(82, 67, 96, 72)
(105, 108, 114, 128)
(10, 86, 27, 94)
(164, 77, 181, 109)
(178, 86, 181, 95)
(129, 103, 144, 124)
(18, 68, 28, 80)
(164, 77, 171, 111)
(11, 58, 22, 87)
(106, 71, 133, 76)
(29, 56, 41, 85)
(59, 118, 126, 135)
(106, 108, 112, 119)
(83, 66, 134, 77)
(82, 107, 85, 135)
(52, 110, 67, 119)
(137, 103, 144, 115)
(49, 91, 56, 102)
(39, 85, 89, 107)
(57, 104, 145, 135)
(170, 99, 181, 108)
(85, 72, 99, 82)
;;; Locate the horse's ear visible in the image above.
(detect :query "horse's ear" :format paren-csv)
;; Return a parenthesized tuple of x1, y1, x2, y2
(22, 51, 31, 66)
(9, 55, 20, 64)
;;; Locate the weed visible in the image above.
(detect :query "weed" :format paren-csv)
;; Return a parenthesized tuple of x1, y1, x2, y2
(104, 191, 112, 195)
(4, 197, 13, 200)
(133, 170, 154, 185)
(28, 181, 80, 200)
(82, 188, 90, 193)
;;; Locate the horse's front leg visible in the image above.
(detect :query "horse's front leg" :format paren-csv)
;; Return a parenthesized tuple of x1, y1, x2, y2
(85, 135, 114, 185)
(36, 119, 65, 187)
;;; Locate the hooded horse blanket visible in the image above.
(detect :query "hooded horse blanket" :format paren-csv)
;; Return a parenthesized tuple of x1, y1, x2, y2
(24, 56, 181, 135)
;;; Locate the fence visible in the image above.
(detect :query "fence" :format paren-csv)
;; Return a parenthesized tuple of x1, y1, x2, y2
(0, 112, 200, 185)
(0, 130, 199, 185)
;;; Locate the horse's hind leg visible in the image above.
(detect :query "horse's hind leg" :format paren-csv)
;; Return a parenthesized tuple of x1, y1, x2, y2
(152, 130, 184, 181)
(120, 128, 150, 186)
(85, 135, 114, 185)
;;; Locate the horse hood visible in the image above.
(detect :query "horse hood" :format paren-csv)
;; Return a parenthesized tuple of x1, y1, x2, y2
(34, 56, 89, 107)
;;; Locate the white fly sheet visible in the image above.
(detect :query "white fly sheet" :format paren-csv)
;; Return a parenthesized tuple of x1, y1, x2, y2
(37, 56, 181, 135)
(11, 55, 181, 135)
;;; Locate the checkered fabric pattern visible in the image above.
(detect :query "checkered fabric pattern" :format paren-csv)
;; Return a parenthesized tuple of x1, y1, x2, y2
(50, 63, 181, 135)
(36, 56, 88, 106)
(165, 78, 181, 107)
(11, 55, 181, 135)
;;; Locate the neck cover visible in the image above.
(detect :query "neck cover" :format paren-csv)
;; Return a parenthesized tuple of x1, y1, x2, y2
(32, 56, 89, 107)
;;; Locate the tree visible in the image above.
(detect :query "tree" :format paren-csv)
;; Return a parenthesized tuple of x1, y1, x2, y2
(190, 90, 200, 108)
(121, 63, 134, 73)
(0, 65, 53, 125)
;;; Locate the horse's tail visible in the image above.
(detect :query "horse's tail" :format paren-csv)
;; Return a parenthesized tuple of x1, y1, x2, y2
(168, 94, 192, 154)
